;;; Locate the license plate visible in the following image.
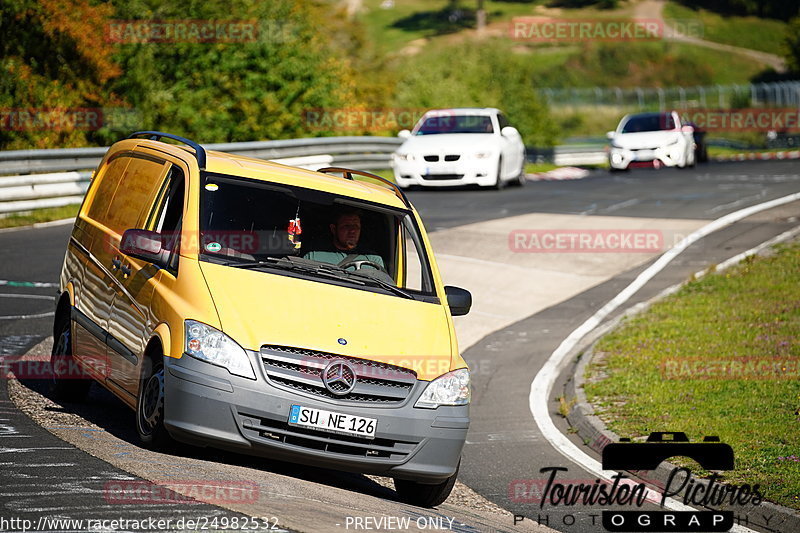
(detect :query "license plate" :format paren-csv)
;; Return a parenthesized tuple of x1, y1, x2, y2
(634, 150, 654, 161)
(288, 405, 377, 439)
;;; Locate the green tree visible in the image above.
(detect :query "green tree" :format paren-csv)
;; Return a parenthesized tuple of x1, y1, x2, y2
(107, 0, 361, 142)
(391, 39, 557, 146)
(0, 0, 122, 149)
(785, 17, 800, 74)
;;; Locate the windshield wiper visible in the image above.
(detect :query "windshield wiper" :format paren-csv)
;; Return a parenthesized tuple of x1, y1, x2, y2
(218, 255, 413, 297)
(342, 270, 415, 299)
(220, 256, 367, 285)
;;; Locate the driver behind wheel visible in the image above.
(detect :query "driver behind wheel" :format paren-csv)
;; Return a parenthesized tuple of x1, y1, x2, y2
(303, 208, 385, 271)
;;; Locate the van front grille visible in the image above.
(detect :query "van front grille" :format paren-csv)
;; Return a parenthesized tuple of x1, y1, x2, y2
(260, 345, 417, 404)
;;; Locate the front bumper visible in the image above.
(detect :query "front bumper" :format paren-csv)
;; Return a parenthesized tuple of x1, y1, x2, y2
(608, 144, 683, 169)
(391, 158, 497, 188)
(163, 353, 468, 483)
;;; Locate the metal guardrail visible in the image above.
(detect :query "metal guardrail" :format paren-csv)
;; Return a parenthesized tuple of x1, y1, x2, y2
(0, 136, 404, 176)
(537, 81, 800, 109)
(0, 135, 610, 215)
(0, 136, 404, 214)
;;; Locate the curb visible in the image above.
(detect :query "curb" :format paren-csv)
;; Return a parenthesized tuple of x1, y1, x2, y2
(563, 230, 800, 533)
(713, 150, 800, 162)
(0, 216, 75, 234)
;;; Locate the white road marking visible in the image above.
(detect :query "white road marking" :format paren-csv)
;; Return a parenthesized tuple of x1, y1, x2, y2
(0, 447, 74, 454)
(0, 280, 59, 288)
(0, 294, 55, 320)
(529, 190, 800, 533)
(602, 198, 640, 213)
(0, 462, 76, 467)
(705, 191, 766, 215)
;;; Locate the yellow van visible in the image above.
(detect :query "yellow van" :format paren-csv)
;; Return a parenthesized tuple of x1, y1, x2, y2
(53, 131, 472, 507)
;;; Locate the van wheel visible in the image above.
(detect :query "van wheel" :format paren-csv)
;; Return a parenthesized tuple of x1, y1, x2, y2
(394, 460, 459, 508)
(50, 313, 91, 401)
(136, 356, 172, 449)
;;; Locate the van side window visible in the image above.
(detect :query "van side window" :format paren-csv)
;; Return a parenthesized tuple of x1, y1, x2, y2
(149, 167, 185, 272)
(105, 157, 167, 234)
(86, 157, 131, 223)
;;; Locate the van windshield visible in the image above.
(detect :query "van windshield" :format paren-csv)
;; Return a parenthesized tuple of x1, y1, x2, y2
(198, 173, 437, 299)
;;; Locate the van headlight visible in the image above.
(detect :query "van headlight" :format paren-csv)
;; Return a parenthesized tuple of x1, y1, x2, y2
(185, 320, 256, 380)
(415, 368, 470, 408)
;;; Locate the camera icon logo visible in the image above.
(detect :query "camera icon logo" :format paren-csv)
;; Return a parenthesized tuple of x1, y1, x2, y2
(602, 432, 734, 471)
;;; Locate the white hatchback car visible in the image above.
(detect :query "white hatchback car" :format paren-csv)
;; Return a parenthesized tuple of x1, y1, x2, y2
(607, 111, 695, 171)
(391, 108, 526, 189)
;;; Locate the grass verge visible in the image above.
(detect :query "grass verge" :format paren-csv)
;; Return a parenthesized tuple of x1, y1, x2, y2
(663, 3, 789, 56)
(0, 204, 80, 229)
(584, 242, 800, 510)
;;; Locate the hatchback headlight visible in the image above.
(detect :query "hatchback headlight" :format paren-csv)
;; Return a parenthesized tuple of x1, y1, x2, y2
(415, 368, 470, 408)
(185, 320, 256, 379)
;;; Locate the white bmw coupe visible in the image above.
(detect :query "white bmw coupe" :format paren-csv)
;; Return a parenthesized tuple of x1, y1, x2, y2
(391, 108, 526, 190)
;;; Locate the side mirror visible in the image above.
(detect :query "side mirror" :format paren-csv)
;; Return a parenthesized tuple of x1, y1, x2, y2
(681, 124, 694, 133)
(398, 129, 412, 139)
(501, 126, 520, 137)
(445, 286, 472, 316)
(121, 229, 163, 264)
(606, 131, 616, 140)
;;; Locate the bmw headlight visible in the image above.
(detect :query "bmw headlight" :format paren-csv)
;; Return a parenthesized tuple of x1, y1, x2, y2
(395, 152, 415, 161)
(415, 368, 470, 408)
(474, 152, 492, 159)
(185, 320, 255, 380)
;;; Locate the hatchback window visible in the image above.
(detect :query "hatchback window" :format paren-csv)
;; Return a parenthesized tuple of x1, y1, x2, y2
(621, 113, 675, 133)
(198, 174, 436, 299)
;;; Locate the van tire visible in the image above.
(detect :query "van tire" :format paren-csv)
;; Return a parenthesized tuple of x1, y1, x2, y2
(136, 354, 172, 449)
(50, 312, 91, 401)
(394, 460, 459, 508)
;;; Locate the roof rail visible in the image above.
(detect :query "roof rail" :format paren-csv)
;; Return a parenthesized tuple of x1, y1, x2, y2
(128, 131, 207, 170)
(317, 167, 411, 209)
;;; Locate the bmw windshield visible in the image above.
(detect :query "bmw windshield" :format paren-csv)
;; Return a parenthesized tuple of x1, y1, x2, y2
(414, 114, 494, 135)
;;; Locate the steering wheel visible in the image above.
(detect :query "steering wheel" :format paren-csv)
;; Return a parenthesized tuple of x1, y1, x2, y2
(339, 259, 386, 272)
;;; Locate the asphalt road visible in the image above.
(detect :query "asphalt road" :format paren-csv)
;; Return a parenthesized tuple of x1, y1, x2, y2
(1, 159, 798, 533)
